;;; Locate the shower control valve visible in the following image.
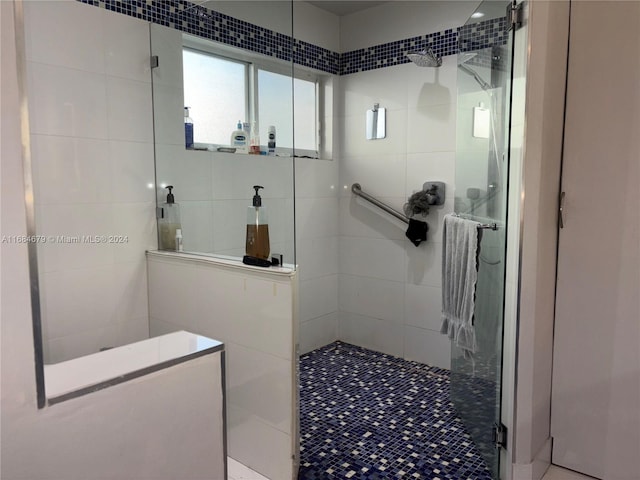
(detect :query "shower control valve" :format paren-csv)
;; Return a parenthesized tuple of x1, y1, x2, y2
(423, 182, 445, 206)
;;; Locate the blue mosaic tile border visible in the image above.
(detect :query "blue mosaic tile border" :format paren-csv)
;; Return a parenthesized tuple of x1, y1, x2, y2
(459, 17, 509, 54)
(77, 0, 507, 77)
(340, 29, 458, 75)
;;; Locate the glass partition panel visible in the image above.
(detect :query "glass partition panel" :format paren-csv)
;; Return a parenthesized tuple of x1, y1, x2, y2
(150, 1, 296, 266)
(452, 1, 514, 477)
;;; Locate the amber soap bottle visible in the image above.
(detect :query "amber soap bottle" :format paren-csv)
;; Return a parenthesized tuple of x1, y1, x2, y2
(245, 185, 270, 260)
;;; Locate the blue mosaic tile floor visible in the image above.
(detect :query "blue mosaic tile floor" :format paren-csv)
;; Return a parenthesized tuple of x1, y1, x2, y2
(298, 342, 493, 480)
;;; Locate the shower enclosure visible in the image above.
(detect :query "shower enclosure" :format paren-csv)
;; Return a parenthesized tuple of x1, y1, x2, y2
(452, 1, 517, 477)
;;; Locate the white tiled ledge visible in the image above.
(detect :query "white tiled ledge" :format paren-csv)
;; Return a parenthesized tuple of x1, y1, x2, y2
(44, 331, 223, 405)
(146, 250, 296, 278)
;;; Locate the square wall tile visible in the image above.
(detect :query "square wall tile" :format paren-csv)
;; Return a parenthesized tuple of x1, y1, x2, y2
(36, 203, 115, 273)
(113, 261, 150, 323)
(404, 283, 442, 331)
(103, 7, 152, 83)
(112, 202, 157, 263)
(179, 201, 215, 254)
(25, 0, 105, 73)
(155, 144, 213, 201)
(106, 76, 154, 143)
(339, 64, 409, 118)
(339, 154, 407, 199)
(28, 62, 108, 139)
(149, 84, 185, 147)
(225, 342, 293, 434)
(31, 135, 111, 205)
(295, 197, 339, 240)
(295, 236, 338, 281)
(339, 236, 406, 282)
(299, 275, 338, 322)
(109, 141, 156, 203)
(406, 55, 457, 108)
(300, 312, 338, 354)
(42, 266, 116, 341)
(211, 199, 251, 253)
(406, 151, 456, 198)
(149, 23, 185, 89)
(294, 158, 339, 198)
(403, 326, 451, 369)
(340, 110, 408, 157)
(211, 153, 294, 201)
(407, 102, 456, 154)
(338, 274, 404, 324)
(337, 311, 404, 358)
(338, 196, 407, 241)
(405, 238, 442, 288)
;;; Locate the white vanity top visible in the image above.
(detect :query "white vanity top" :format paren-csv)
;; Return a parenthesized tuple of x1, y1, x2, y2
(44, 331, 223, 404)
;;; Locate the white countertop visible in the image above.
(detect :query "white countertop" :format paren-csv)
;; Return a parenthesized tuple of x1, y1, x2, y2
(44, 331, 223, 403)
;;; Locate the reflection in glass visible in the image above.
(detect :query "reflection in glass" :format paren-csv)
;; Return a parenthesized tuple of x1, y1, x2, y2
(451, 1, 514, 478)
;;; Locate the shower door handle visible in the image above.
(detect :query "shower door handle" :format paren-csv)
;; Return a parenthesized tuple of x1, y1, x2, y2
(559, 191, 566, 228)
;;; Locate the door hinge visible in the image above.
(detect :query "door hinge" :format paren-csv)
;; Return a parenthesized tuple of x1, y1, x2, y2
(493, 423, 507, 449)
(506, 2, 523, 31)
(151, 55, 159, 69)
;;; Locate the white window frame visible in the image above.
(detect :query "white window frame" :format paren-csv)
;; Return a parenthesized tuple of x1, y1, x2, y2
(182, 35, 321, 158)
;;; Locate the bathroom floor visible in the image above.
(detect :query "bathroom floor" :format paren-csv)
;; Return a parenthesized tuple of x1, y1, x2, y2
(298, 342, 493, 479)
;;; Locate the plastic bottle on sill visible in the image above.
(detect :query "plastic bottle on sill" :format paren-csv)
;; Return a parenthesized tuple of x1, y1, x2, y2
(267, 125, 276, 156)
(231, 121, 248, 153)
(249, 122, 260, 155)
(184, 107, 194, 149)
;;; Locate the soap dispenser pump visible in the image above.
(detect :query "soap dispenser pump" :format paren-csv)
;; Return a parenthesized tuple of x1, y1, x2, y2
(158, 185, 182, 251)
(245, 185, 270, 260)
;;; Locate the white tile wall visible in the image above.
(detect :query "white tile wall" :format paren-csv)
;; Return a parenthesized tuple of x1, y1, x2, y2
(300, 312, 339, 355)
(334, 44, 459, 367)
(294, 158, 340, 349)
(28, 63, 109, 138)
(30, 2, 469, 367)
(25, 2, 155, 363)
(147, 253, 298, 480)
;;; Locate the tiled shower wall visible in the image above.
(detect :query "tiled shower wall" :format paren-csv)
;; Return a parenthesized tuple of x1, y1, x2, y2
(35, 0, 505, 367)
(332, 2, 481, 369)
(26, 1, 156, 363)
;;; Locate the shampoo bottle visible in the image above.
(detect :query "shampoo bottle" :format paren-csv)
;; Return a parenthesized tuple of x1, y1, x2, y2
(231, 121, 248, 153)
(249, 121, 260, 154)
(184, 107, 194, 149)
(245, 185, 270, 260)
(158, 185, 181, 251)
(267, 125, 276, 155)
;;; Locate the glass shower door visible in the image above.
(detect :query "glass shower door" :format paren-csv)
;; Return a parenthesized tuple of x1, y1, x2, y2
(452, 1, 515, 478)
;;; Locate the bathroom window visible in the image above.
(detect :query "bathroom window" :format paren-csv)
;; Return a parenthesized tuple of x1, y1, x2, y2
(258, 69, 318, 154)
(183, 49, 248, 146)
(183, 47, 320, 157)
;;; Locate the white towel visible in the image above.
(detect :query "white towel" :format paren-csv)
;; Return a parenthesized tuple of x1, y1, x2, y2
(440, 214, 482, 358)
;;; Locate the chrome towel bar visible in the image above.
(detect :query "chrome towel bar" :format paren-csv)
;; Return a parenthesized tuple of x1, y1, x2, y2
(452, 213, 499, 230)
(351, 183, 409, 225)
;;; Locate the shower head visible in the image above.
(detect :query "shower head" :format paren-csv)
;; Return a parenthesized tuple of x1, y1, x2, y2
(406, 48, 442, 68)
(458, 65, 493, 92)
(457, 52, 477, 65)
(457, 51, 493, 91)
